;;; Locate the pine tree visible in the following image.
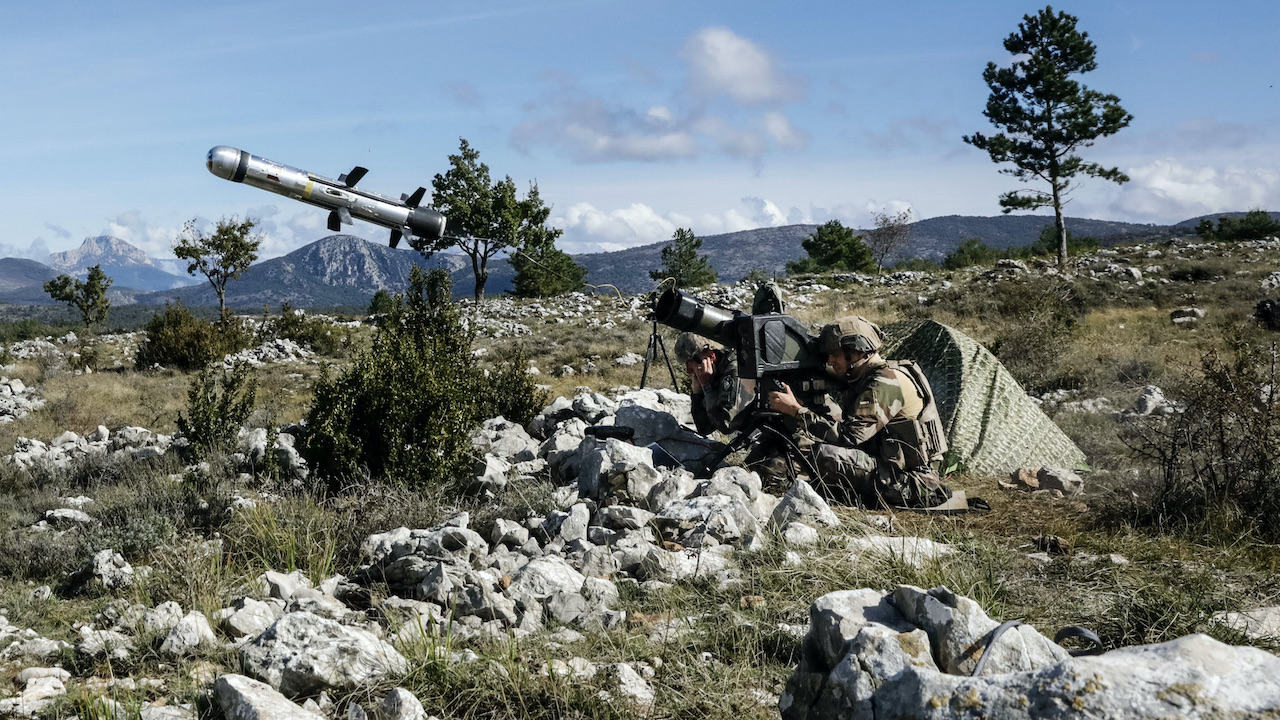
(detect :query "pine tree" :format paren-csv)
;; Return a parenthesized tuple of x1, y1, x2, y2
(509, 183, 586, 297)
(786, 220, 874, 274)
(964, 6, 1132, 268)
(650, 228, 717, 288)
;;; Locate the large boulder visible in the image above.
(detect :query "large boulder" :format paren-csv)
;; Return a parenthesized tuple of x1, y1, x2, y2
(575, 438, 662, 502)
(780, 586, 1280, 720)
(471, 416, 539, 462)
(771, 479, 841, 529)
(872, 634, 1280, 720)
(653, 494, 761, 549)
(890, 585, 1067, 675)
(612, 404, 720, 465)
(240, 612, 407, 697)
(361, 525, 489, 568)
(214, 674, 326, 720)
(507, 556, 585, 601)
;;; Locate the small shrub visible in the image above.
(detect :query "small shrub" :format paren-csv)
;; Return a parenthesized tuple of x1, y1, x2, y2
(302, 268, 545, 492)
(258, 301, 345, 356)
(740, 267, 773, 285)
(368, 290, 395, 316)
(177, 363, 258, 460)
(893, 257, 941, 272)
(985, 279, 1085, 393)
(944, 238, 998, 269)
(134, 302, 254, 370)
(1170, 266, 1215, 283)
(480, 344, 547, 425)
(1122, 338, 1280, 540)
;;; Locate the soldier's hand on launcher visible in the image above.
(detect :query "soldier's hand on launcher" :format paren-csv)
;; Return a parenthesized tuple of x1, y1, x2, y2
(767, 382, 802, 416)
(691, 355, 716, 386)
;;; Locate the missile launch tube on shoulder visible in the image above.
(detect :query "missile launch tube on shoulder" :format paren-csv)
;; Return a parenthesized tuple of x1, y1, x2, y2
(206, 146, 446, 249)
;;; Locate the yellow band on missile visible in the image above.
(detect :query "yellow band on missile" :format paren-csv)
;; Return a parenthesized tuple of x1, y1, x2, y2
(303, 180, 314, 198)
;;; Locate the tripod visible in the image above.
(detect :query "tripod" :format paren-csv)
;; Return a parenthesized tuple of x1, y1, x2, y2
(639, 318, 680, 389)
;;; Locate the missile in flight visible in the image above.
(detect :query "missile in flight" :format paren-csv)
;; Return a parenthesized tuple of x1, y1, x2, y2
(206, 146, 446, 249)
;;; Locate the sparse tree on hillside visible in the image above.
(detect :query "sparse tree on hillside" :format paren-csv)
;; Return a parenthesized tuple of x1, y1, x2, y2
(174, 216, 263, 319)
(1196, 210, 1280, 242)
(943, 238, 998, 270)
(963, 6, 1133, 269)
(510, 182, 586, 297)
(865, 209, 913, 274)
(650, 228, 717, 288)
(786, 220, 874, 274)
(368, 289, 395, 316)
(416, 139, 556, 302)
(44, 264, 112, 330)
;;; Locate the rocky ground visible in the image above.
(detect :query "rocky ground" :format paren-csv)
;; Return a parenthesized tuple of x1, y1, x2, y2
(1, 235, 1280, 719)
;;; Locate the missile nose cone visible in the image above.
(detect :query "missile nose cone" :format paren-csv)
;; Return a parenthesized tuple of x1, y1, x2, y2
(207, 145, 245, 181)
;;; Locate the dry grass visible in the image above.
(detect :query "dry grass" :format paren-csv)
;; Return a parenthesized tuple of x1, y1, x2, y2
(3, 237, 1280, 717)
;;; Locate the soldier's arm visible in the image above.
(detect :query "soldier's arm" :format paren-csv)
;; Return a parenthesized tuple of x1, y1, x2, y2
(704, 361, 748, 433)
(839, 379, 906, 446)
(690, 388, 715, 435)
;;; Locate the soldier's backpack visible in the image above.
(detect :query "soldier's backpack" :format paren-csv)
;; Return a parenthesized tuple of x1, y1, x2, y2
(884, 359, 950, 469)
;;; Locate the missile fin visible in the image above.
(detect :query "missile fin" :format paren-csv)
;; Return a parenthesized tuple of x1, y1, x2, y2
(389, 229, 402, 249)
(403, 187, 426, 208)
(337, 208, 353, 225)
(338, 166, 368, 188)
(327, 211, 341, 232)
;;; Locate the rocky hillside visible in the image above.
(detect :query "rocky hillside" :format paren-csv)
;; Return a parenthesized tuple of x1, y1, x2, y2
(50, 236, 192, 291)
(0, 212, 1249, 308)
(138, 235, 473, 307)
(0, 258, 57, 294)
(2, 233, 1280, 718)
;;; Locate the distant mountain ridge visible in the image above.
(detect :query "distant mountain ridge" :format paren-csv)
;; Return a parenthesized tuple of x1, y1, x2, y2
(138, 235, 472, 307)
(49, 235, 193, 291)
(4, 212, 1272, 308)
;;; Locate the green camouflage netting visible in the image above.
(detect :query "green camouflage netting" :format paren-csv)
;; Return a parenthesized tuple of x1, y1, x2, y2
(882, 319, 1087, 475)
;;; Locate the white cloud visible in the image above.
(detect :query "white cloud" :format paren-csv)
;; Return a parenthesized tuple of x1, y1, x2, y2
(511, 90, 699, 163)
(94, 205, 340, 264)
(741, 196, 788, 226)
(102, 211, 186, 259)
(0, 238, 50, 263)
(1111, 158, 1280, 222)
(511, 27, 807, 165)
(682, 27, 802, 106)
(763, 111, 808, 150)
(553, 198, 817, 253)
(646, 105, 675, 124)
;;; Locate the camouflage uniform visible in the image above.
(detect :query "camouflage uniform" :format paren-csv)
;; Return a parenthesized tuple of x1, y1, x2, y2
(789, 359, 951, 508)
(689, 350, 753, 436)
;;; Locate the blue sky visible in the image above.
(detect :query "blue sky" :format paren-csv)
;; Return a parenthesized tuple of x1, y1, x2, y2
(2, 0, 1277, 262)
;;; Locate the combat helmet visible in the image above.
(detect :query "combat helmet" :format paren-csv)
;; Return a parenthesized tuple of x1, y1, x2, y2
(818, 316, 885, 355)
(674, 332, 723, 364)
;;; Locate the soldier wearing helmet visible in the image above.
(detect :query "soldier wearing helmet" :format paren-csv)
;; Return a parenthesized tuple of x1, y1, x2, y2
(674, 332, 752, 435)
(766, 316, 952, 508)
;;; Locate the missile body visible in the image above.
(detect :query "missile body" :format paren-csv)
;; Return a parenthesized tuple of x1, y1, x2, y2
(206, 146, 446, 248)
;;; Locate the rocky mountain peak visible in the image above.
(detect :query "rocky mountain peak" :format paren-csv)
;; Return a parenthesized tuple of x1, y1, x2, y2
(49, 236, 155, 273)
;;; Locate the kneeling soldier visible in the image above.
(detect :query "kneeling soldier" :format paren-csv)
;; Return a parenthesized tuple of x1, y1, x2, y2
(766, 316, 953, 508)
(674, 332, 752, 436)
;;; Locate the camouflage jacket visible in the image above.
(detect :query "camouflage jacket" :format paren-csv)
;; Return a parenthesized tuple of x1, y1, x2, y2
(690, 351, 752, 435)
(788, 361, 925, 460)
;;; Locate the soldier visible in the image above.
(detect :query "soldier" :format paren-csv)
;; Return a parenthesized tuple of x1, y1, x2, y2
(766, 316, 953, 509)
(673, 332, 752, 436)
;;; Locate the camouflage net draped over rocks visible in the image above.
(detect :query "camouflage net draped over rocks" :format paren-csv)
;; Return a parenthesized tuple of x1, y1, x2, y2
(882, 319, 1087, 475)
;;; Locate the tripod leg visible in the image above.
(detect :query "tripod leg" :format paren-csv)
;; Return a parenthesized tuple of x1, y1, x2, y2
(655, 335, 680, 389)
(640, 334, 657, 388)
